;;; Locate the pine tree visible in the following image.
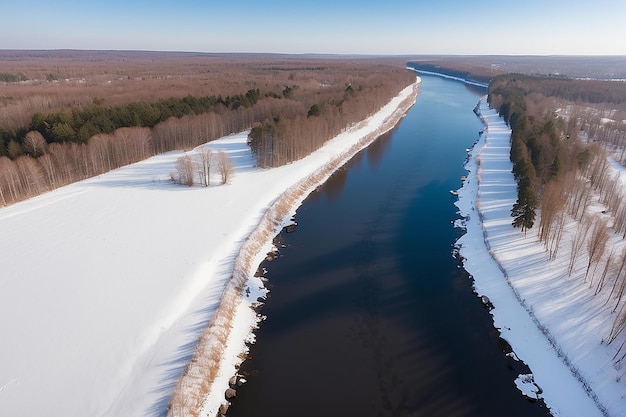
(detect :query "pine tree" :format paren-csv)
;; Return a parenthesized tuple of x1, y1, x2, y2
(511, 182, 537, 234)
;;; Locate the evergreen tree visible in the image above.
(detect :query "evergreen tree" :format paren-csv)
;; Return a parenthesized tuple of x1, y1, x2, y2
(307, 104, 320, 117)
(511, 183, 537, 233)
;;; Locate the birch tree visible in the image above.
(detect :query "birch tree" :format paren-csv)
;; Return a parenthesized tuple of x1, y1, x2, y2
(23, 131, 47, 157)
(547, 210, 567, 260)
(539, 181, 564, 244)
(217, 151, 233, 185)
(585, 218, 609, 283)
(608, 248, 626, 313)
(175, 154, 194, 186)
(196, 147, 212, 187)
(568, 215, 592, 277)
(596, 247, 616, 295)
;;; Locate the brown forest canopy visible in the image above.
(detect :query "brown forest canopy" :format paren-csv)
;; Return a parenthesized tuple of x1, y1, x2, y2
(0, 50, 411, 129)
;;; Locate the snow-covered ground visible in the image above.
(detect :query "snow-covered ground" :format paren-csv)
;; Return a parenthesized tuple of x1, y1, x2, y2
(456, 99, 626, 417)
(0, 81, 418, 417)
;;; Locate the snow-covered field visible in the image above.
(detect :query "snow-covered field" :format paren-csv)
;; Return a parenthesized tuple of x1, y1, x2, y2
(0, 82, 418, 417)
(456, 100, 625, 417)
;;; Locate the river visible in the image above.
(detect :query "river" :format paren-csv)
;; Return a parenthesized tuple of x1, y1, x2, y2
(225, 74, 552, 417)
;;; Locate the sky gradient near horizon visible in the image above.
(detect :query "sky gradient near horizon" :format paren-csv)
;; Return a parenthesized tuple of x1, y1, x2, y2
(2, 0, 625, 55)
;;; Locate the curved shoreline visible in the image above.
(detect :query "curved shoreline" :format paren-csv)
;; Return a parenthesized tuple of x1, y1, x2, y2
(167, 78, 421, 417)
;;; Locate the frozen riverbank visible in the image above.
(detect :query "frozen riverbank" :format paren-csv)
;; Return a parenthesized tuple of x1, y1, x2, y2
(456, 99, 624, 417)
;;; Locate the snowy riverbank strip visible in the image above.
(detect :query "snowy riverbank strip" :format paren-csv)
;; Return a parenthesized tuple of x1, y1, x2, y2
(455, 99, 623, 417)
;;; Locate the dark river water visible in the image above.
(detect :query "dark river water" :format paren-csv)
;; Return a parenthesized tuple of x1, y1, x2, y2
(226, 74, 552, 417)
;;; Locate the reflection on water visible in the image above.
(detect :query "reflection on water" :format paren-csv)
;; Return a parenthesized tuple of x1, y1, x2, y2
(321, 165, 348, 202)
(366, 129, 394, 170)
(226, 75, 551, 417)
(321, 129, 395, 202)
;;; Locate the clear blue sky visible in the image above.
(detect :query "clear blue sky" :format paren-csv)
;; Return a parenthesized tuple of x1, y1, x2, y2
(1, 0, 625, 55)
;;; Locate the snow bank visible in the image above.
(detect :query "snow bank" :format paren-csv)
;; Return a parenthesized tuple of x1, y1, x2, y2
(456, 99, 625, 417)
(193, 80, 420, 417)
(0, 79, 419, 417)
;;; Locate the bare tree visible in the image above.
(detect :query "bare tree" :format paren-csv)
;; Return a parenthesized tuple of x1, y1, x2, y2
(23, 131, 47, 157)
(174, 154, 194, 186)
(0, 156, 14, 205)
(71, 142, 90, 180)
(585, 218, 609, 283)
(87, 133, 113, 175)
(606, 247, 626, 316)
(569, 180, 592, 221)
(596, 247, 616, 295)
(15, 156, 44, 197)
(539, 180, 564, 244)
(568, 214, 592, 277)
(547, 210, 567, 260)
(615, 204, 626, 239)
(195, 147, 212, 187)
(118, 126, 152, 163)
(588, 149, 610, 190)
(38, 153, 57, 188)
(47, 143, 71, 184)
(598, 172, 620, 210)
(608, 305, 626, 344)
(217, 151, 233, 185)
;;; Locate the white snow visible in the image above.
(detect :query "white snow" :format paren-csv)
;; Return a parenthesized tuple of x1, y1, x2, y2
(456, 99, 626, 417)
(0, 81, 419, 417)
(514, 374, 542, 400)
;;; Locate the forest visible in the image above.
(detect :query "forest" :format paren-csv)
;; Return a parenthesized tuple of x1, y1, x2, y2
(0, 52, 414, 204)
(409, 55, 626, 82)
(488, 74, 626, 231)
(488, 73, 626, 352)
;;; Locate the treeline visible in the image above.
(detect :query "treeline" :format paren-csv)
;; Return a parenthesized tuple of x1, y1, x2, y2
(0, 66, 415, 206)
(0, 89, 267, 158)
(489, 76, 566, 232)
(247, 75, 411, 167)
(490, 73, 626, 106)
(0, 93, 289, 205)
(0, 72, 28, 83)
